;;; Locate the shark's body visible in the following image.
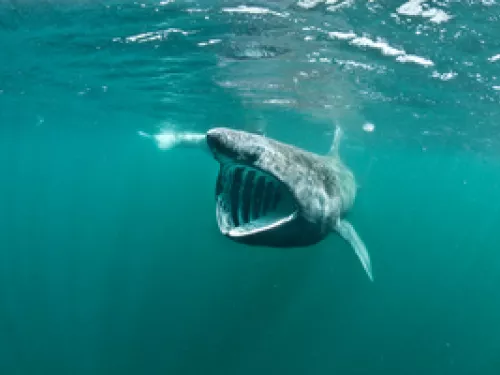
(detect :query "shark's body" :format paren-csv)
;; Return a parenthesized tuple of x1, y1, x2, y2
(205, 127, 373, 281)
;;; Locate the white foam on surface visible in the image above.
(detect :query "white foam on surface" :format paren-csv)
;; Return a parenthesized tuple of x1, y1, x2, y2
(421, 8, 452, 23)
(326, 0, 354, 12)
(431, 71, 458, 81)
(396, 0, 452, 24)
(296, 0, 354, 11)
(350, 36, 404, 56)
(116, 28, 193, 44)
(336, 59, 376, 71)
(297, 0, 323, 9)
(328, 31, 434, 67)
(396, 54, 434, 66)
(328, 31, 357, 40)
(488, 54, 500, 62)
(197, 39, 222, 47)
(221, 5, 288, 18)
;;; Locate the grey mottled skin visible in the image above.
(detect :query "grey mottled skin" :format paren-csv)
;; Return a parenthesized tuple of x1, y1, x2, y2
(206, 127, 356, 244)
(205, 127, 373, 280)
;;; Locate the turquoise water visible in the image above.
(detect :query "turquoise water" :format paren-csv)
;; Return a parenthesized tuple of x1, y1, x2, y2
(1, 1, 500, 374)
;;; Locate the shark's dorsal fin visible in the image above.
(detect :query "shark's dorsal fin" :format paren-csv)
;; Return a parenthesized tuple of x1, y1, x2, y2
(327, 126, 343, 158)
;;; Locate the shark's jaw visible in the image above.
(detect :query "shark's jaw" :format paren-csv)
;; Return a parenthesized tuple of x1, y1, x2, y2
(215, 162, 298, 239)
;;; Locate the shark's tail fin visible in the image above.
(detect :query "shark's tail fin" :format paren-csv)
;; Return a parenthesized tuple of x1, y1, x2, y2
(335, 219, 373, 282)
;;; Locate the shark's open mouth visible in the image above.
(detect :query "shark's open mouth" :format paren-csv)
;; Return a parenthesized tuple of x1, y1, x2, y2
(215, 164, 298, 237)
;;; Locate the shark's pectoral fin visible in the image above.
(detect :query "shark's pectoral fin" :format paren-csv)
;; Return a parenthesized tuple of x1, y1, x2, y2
(334, 219, 373, 281)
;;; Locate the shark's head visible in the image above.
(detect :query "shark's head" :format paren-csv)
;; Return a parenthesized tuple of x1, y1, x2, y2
(206, 127, 349, 247)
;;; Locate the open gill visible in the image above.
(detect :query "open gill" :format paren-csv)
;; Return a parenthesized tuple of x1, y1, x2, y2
(230, 167, 243, 227)
(240, 169, 255, 224)
(218, 164, 292, 229)
(251, 174, 266, 221)
(262, 181, 275, 216)
(273, 183, 281, 210)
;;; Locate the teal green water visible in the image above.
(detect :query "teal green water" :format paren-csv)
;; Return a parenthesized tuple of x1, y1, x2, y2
(1, 1, 500, 374)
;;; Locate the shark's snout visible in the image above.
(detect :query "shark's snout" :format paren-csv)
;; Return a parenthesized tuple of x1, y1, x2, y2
(206, 127, 261, 165)
(206, 128, 222, 151)
(207, 127, 235, 156)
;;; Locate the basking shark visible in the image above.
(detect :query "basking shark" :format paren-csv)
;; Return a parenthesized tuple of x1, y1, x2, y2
(150, 126, 373, 281)
(206, 127, 373, 281)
